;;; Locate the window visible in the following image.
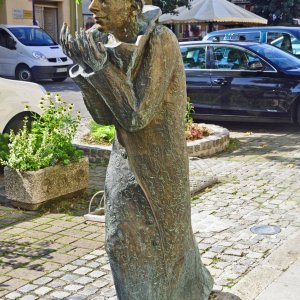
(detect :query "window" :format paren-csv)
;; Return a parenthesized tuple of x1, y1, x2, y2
(268, 32, 294, 53)
(8, 27, 56, 46)
(211, 46, 262, 70)
(181, 46, 206, 69)
(229, 32, 260, 42)
(0, 29, 12, 49)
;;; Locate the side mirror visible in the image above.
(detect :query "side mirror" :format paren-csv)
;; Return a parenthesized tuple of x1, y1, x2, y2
(7, 37, 16, 50)
(248, 60, 264, 71)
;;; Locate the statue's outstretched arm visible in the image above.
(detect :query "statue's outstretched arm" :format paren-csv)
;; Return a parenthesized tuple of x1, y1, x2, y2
(88, 28, 179, 132)
(61, 25, 180, 132)
(60, 24, 114, 125)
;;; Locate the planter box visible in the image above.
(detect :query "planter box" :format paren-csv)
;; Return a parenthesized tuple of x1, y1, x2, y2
(4, 157, 89, 210)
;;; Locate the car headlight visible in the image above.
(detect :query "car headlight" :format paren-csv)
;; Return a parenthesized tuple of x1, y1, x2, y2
(32, 51, 48, 61)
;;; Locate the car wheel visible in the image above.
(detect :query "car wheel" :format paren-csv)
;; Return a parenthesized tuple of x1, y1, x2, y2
(52, 77, 67, 82)
(16, 66, 33, 82)
(3, 113, 35, 134)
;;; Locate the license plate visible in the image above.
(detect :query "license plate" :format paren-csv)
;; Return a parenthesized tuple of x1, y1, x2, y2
(56, 67, 67, 73)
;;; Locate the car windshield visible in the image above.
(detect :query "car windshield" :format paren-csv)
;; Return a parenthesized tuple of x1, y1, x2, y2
(248, 44, 300, 70)
(8, 27, 57, 46)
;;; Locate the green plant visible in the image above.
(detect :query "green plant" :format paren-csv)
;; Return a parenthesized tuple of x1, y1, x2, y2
(1, 93, 83, 171)
(88, 121, 115, 144)
(185, 97, 194, 129)
(0, 133, 9, 163)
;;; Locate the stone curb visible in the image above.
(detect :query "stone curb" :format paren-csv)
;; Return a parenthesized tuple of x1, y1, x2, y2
(187, 124, 230, 158)
(74, 124, 230, 163)
(231, 230, 300, 300)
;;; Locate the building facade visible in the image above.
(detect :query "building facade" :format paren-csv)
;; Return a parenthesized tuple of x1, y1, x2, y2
(0, 0, 77, 41)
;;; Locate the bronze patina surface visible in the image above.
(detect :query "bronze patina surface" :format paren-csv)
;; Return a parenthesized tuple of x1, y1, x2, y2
(61, 1, 213, 299)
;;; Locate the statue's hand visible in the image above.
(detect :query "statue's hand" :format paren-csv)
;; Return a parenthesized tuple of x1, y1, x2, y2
(60, 23, 87, 69)
(60, 24, 107, 73)
(81, 29, 108, 72)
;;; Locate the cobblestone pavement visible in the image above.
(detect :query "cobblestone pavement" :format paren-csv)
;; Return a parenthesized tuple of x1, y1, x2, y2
(0, 124, 300, 299)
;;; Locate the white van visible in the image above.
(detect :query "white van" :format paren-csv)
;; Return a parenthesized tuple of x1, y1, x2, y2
(0, 25, 73, 82)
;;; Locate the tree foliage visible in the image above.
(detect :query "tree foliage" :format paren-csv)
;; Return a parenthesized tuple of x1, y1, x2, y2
(153, 0, 190, 14)
(251, 0, 300, 25)
(75, 0, 191, 15)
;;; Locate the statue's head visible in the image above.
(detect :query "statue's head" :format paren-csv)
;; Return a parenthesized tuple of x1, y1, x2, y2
(89, 0, 144, 39)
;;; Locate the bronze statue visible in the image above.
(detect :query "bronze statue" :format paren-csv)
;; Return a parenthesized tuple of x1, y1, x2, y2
(61, 1, 213, 299)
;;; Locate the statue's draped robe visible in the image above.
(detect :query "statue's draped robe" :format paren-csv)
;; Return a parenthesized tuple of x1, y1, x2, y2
(70, 6, 213, 300)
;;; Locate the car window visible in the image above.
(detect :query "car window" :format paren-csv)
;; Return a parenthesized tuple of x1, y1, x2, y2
(181, 46, 207, 69)
(225, 32, 261, 42)
(0, 29, 12, 49)
(211, 46, 263, 70)
(267, 32, 295, 53)
(8, 27, 57, 46)
(249, 43, 300, 70)
(207, 34, 225, 41)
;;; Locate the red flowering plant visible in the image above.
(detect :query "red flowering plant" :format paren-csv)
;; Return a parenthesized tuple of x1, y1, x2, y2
(185, 98, 211, 141)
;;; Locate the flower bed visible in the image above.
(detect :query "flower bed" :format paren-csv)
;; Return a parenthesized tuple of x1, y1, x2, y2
(74, 123, 229, 164)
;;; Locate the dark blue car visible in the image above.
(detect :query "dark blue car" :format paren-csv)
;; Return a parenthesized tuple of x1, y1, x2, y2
(180, 41, 300, 125)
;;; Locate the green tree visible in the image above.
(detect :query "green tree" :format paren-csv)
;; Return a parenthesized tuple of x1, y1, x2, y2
(251, 0, 300, 24)
(75, 0, 191, 15)
(153, 0, 190, 14)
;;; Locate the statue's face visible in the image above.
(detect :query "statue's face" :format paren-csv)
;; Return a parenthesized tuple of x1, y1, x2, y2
(89, 0, 134, 33)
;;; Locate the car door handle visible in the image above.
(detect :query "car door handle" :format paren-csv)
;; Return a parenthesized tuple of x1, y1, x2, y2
(213, 79, 228, 86)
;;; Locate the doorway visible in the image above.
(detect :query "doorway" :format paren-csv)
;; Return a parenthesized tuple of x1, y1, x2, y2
(35, 4, 58, 42)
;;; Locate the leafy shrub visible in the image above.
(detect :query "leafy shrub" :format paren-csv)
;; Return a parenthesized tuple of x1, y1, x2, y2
(87, 121, 115, 144)
(1, 93, 83, 171)
(0, 133, 9, 163)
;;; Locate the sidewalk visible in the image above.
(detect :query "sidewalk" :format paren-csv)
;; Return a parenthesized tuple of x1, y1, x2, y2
(0, 126, 299, 299)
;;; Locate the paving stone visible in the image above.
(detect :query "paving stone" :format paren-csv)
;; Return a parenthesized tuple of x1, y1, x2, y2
(75, 276, 94, 285)
(67, 248, 92, 257)
(59, 264, 78, 272)
(5, 291, 22, 300)
(90, 296, 105, 300)
(64, 284, 84, 292)
(47, 252, 77, 264)
(86, 261, 101, 268)
(72, 259, 87, 266)
(91, 249, 106, 256)
(43, 226, 65, 234)
(224, 249, 244, 257)
(55, 236, 79, 245)
(101, 264, 111, 271)
(0, 276, 11, 284)
(66, 296, 86, 300)
(33, 277, 53, 285)
(3, 278, 28, 291)
(48, 271, 65, 278)
(82, 254, 97, 260)
(102, 287, 116, 297)
(50, 291, 71, 299)
(33, 286, 52, 296)
(71, 239, 104, 250)
(78, 285, 99, 296)
(47, 279, 66, 288)
(92, 279, 110, 288)
(89, 270, 106, 278)
(73, 267, 93, 275)
(19, 295, 37, 300)
(18, 284, 38, 293)
(61, 274, 80, 282)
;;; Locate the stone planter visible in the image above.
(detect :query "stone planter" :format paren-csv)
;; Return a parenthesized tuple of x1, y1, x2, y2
(4, 157, 89, 210)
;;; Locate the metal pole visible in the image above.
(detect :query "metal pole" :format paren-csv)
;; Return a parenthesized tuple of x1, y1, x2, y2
(32, 0, 37, 25)
(75, 2, 79, 32)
